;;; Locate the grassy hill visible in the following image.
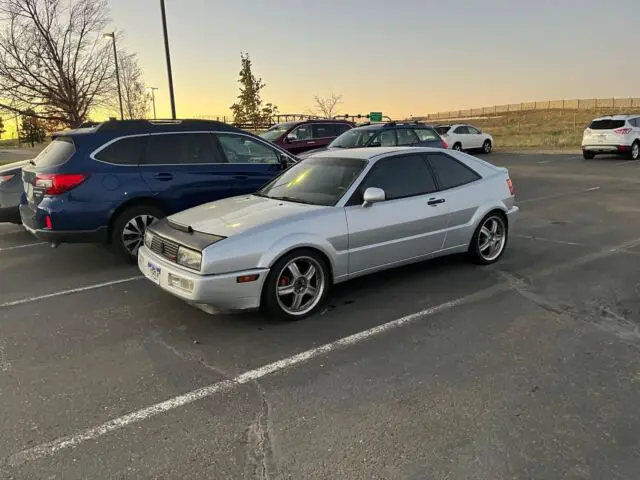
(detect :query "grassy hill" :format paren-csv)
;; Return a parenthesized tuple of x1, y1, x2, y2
(428, 108, 640, 149)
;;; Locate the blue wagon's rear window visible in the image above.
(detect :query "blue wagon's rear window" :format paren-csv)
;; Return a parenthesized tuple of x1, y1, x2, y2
(33, 137, 76, 168)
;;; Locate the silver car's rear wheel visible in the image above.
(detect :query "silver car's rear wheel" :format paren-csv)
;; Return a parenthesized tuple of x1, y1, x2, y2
(276, 256, 326, 316)
(468, 212, 508, 265)
(262, 249, 330, 320)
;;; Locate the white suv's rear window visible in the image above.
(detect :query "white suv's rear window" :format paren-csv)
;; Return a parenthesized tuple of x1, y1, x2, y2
(588, 119, 626, 130)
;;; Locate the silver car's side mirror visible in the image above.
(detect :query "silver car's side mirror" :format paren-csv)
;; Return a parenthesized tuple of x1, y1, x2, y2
(362, 187, 385, 207)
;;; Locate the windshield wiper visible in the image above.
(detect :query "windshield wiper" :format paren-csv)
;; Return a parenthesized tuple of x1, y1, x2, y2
(273, 196, 316, 205)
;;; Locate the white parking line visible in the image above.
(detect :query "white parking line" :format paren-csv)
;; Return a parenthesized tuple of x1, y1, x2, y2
(518, 186, 600, 205)
(7, 235, 640, 467)
(0, 276, 143, 309)
(537, 155, 582, 164)
(0, 242, 47, 252)
(6, 289, 495, 467)
(514, 234, 582, 246)
(615, 159, 640, 167)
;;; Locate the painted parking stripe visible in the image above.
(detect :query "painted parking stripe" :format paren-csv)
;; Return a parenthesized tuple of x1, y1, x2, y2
(0, 242, 47, 252)
(537, 155, 582, 164)
(518, 186, 600, 204)
(0, 276, 143, 309)
(6, 235, 640, 467)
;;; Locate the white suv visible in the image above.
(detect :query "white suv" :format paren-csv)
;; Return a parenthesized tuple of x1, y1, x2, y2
(582, 115, 640, 160)
(435, 124, 494, 154)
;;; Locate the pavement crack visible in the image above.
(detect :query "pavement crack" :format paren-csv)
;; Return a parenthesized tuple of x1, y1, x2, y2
(490, 269, 569, 316)
(150, 331, 235, 380)
(591, 305, 640, 346)
(244, 382, 276, 480)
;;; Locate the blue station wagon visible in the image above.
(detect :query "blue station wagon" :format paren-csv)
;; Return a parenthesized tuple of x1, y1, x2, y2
(20, 119, 297, 262)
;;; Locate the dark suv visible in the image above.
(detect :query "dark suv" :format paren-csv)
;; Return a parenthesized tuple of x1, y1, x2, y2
(20, 119, 296, 263)
(297, 121, 447, 159)
(259, 119, 354, 155)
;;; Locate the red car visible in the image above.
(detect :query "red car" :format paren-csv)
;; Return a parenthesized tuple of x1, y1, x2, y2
(259, 119, 354, 155)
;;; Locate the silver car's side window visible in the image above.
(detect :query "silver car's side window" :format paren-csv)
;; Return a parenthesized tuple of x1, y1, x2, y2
(352, 154, 437, 202)
(425, 153, 481, 191)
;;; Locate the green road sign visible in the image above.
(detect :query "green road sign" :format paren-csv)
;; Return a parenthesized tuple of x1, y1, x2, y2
(369, 112, 383, 122)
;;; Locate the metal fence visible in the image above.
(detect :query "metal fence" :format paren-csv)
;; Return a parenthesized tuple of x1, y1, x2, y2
(418, 97, 640, 121)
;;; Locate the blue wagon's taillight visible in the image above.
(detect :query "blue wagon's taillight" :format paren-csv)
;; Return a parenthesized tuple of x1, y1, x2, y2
(35, 173, 88, 195)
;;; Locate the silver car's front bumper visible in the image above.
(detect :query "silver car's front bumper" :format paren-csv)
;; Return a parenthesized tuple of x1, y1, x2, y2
(138, 246, 269, 312)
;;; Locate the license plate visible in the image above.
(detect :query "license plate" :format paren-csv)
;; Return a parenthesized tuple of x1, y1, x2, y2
(597, 135, 606, 144)
(24, 181, 33, 200)
(147, 261, 161, 284)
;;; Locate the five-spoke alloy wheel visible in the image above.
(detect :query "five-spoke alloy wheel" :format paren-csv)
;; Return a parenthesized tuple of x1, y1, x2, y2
(262, 249, 330, 320)
(468, 212, 508, 265)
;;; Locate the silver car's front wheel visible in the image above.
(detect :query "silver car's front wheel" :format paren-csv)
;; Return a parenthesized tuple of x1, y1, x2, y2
(469, 213, 508, 265)
(262, 249, 330, 320)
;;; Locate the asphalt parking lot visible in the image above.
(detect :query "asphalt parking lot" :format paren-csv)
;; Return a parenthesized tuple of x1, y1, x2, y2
(2, 151, 640, 479)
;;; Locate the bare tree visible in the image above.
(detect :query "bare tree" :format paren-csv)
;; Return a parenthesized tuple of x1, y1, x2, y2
(111, 51, 148, 120)
(312, 92, 343, 119)
(0, 0, 114, 128)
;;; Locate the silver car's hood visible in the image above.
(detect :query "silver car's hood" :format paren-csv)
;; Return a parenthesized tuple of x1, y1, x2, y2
(169, 195, 326, 237)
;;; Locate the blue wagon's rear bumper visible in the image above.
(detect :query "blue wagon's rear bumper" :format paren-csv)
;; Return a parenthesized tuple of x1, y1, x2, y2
(20, 203, 108, 244)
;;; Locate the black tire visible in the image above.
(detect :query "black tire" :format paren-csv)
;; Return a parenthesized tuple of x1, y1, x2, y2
(629, 141, 640, 160)
(482, 140, 492, 154)
(452, 143, 462, 151)
(261, 248, 331, 321)
(582, 151, 595, 160)
(110, 205, 165, 264)
(468, 211, 508, 265)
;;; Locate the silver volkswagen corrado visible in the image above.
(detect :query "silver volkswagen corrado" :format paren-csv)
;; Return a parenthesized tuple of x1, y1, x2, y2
(138, 146, 518, 320)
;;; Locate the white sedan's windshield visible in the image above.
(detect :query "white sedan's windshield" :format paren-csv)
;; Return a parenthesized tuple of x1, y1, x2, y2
(256, 157, 367, 206)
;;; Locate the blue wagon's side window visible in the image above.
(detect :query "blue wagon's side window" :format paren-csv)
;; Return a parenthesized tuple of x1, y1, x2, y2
(95, 136, 147, 165)
(216, 134, 280, 164)
(144, 133, 220, 165)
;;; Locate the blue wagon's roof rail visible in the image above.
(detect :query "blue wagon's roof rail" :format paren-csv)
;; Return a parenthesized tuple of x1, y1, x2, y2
(96, 118, 234, 133)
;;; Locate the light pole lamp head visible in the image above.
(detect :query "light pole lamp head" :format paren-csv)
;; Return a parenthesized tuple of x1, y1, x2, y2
(103, 32, 114, 39)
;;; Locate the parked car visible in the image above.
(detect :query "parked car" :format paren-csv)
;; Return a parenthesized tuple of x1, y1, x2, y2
(138, 146, 518, 320)
(296, 121, 447, 160)
(259, 119, 354, 155)
(581, 115, 640, 160)
(20, 119, 297, 263)
(435, 124, 493, 153)
(0, 159, 30, 224)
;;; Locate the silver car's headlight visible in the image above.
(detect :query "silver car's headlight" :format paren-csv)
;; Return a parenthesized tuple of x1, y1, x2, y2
(177, 246, 202, 271)
(144, 229, 154, 249)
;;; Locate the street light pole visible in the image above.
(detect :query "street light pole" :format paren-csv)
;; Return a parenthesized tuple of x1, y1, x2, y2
(149, 86, 158, 119)
(104, 32, 124, 120)
(159, 0, 176, 119)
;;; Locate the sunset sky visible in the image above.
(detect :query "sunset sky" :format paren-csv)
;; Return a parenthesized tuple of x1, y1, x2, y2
(3, 0, 640, 135)
(104, 0, 640, 120)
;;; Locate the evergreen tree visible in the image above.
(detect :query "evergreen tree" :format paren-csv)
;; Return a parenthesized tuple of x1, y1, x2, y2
(230, 53, 278, 129)
(21, 109, 46, 147)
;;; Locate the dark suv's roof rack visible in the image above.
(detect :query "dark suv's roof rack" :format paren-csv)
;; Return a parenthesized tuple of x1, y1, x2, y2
(96, 118, 234, 133)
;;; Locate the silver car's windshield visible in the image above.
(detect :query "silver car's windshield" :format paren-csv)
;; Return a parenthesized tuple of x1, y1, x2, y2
(329, 129, 377, 148)
(259, 124, 294, 141)
(256, 157, 367, 206)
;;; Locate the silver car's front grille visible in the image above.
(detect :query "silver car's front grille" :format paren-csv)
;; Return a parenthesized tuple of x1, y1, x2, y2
(150, 234, 180, 262)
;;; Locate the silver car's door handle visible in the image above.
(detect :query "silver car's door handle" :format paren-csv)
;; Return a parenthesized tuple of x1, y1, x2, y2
(427, 198, 445, 206)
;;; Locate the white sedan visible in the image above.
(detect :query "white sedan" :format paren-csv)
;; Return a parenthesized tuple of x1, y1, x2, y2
(435, 124, 493, 154)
